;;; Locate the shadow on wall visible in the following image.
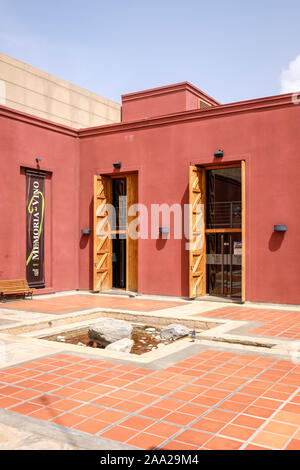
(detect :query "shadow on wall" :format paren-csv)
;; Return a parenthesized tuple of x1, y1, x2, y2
(268, 232, 286, 251)
(156, 237, 168, 250)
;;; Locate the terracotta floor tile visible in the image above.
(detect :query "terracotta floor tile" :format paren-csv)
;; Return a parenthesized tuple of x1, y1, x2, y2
(31, 394, 61, 406)
(50, 376, 74, 385)
(262, 420, 298, 436)
(191, 396, 220, 407)
(240, 385, 265, 396)
(54, 387, 79, 398)
(67, 371, 93, 380)
(177, 403, 207, 417)
(273, 410, 300, 426)
(206, 436, 242, 450)
(16, 379, 42, 389)
(220, 424, 255, 440)
(87, 384, 115, 395)
(176, 429, 210, 447)
(31, 382, 59, 393)
(113, 400, 143, 413)
(202, 389, 230, 400)
(244, 444, 269, 450)
(192, 418, 225, 433)
(244, 405, 275, 419)
(92, 396, 120, 408)
(204, 409, 237, 423)
(251, 431, 289, 449)
(127, 432, 166, 449)
(285, 439, 300, 450)
(139, 406, 169, 420)
(121, 416, 153, 431)
(49, 399, 79, 412)
(12, 389, 40, 401)
(108, 389, 137, 400)
(74, 404, 100, 417)
(100, 379, 129, 387)
(51, 412, 85, 427)
(232, 414, 265, 429)
(282, 403, 300, 414)
(138, 377, 162, 386)
(180, 384, 207, 394)
(70, 391, 99, 402)
(10, 401, 42, 415)
(158, 381, 182, 391)
(218, 400, 248, 413)
(164, 411, 196, 426)
(74, 418, 109, 434)
(254, 397, 283, 409)
(94, 409, 127, 423)
(161, 440, 198, 450)
(145, 422, 179, 438)
(33, 373, 59, 382)
(153, 399, 182, 411)
(0, 396, 22, 408)
(29, 407, 62, 421)
(100, 425, 138, 443)
(0, 385, 21, 395)
(230, 393, 257, 404)
(151, 387, 182, 398)
(262, 390, 291, 401)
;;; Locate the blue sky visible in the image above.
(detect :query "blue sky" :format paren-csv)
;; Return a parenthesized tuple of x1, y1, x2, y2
(1, 0, 300, 104)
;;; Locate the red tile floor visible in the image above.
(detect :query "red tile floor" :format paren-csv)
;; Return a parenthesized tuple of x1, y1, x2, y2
(0, 350, 300, 449)
(3, 295, 184, 314)
(202, 306, 300, 339)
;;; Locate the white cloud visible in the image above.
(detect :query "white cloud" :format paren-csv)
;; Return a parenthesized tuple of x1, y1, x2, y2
(280, 54, 300, 93)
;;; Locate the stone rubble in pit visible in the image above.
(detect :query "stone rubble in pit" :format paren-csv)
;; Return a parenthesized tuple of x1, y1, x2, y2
(88, 318, 133, 347)
(105, 338, 134, 353)
(160, 323, 190, 341)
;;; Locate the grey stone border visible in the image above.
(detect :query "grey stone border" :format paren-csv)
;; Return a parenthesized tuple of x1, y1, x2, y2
(0, 408, 138, 450)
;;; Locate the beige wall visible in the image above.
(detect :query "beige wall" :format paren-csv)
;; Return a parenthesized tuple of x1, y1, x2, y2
(0, 52, 121, 128)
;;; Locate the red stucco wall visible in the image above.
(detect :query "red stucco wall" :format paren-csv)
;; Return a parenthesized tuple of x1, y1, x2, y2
(1, 89, 299, 305)
(79, 99, 300, 304)
(121, 82, 219, 121)
(0, 109, 80, 294)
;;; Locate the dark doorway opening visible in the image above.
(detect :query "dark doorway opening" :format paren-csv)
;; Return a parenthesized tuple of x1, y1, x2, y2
(207, 232, 242, 300)
(112, 178, 127, 288)
(205, 166, 242, 301)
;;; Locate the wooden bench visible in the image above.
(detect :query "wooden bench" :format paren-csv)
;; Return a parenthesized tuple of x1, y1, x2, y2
(0, 279, 35, 302)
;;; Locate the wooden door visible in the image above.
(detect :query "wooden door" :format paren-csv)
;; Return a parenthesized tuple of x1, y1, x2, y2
(93, 175, 112, 291)
(189, 166, 206, 298)
(126, 173, 138, 291)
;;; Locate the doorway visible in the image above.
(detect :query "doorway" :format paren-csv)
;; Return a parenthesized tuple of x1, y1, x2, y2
(206, 232, 242, 300)
(206, 166, 242, 301)
(93, 173, 138, 292)
(189, 163, 244, 301)
(112, 178, 127, 289)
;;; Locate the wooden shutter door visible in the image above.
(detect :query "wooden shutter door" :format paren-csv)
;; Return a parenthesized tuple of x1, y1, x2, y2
(189, 166, 206, 298)
(126, 173, 138, 291)
(93, 175, 112, 291)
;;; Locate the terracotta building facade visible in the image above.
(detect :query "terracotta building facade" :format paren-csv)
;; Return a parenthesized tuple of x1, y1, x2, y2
(0, 81, 299, 305)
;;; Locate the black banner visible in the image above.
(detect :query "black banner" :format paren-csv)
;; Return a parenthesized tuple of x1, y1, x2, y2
(26, 170, 45, 287)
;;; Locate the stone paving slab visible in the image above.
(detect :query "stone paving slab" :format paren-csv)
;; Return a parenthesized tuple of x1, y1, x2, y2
(0, 349, 300, 450)
(0, 420, 80, 450)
